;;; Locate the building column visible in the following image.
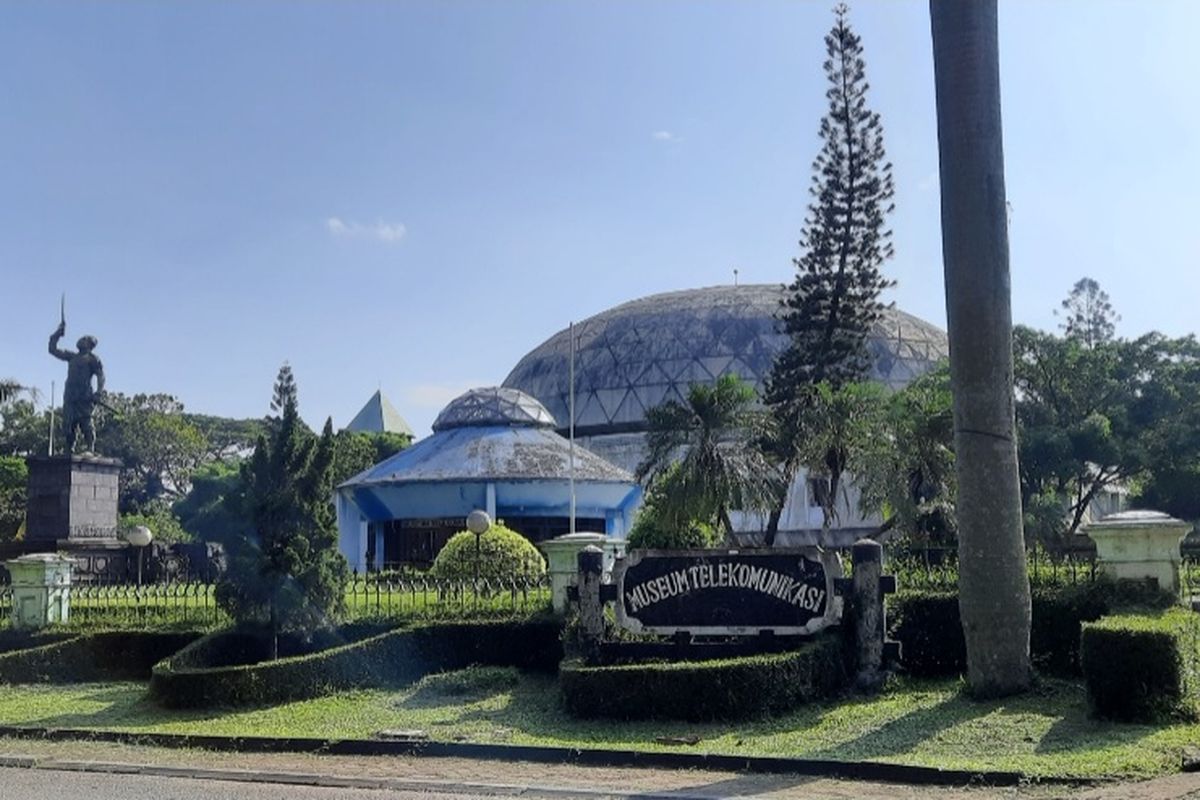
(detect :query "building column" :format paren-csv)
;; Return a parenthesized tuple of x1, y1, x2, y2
(485, 482, 497, 519)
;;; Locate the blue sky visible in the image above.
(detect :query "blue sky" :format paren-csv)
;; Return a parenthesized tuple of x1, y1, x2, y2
(3, 1, 1198, 436)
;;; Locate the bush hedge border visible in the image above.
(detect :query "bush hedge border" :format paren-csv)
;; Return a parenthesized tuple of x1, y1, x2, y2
(0, 631, 202, 684)
(560, 633, 846, 721)
(149, 617, 563, 709)
(890, 578, 1176, 678)
(1081, 610, 1200, 722)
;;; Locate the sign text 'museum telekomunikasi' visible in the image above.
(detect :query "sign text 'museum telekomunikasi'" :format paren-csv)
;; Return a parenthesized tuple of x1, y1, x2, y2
(614, 549, 841, 636)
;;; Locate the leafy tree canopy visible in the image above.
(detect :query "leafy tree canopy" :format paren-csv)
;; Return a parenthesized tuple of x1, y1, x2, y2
(331, 429, 410, 487)
(627, 464, 720, 550)
(1014, 326, 1200, 546)
(0, 455, 28, 542)
(856, 366, 956, 544)
(637, 375, 781, 538)
(1056, 277, 1119, 349)
(95, 393, 209, 514)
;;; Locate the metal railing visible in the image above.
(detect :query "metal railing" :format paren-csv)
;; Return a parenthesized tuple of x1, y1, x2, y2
(880, 544, 1099, 591)
(0, 573, 552, 630)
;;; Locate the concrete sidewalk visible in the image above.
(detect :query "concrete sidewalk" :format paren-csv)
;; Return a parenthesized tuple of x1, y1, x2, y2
(0, 736, 1179, 799)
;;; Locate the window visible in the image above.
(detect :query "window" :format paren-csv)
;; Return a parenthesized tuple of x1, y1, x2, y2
(808, 476, 831, 510)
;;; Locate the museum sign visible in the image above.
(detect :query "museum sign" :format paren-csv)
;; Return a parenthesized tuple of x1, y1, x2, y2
(614, 548, 842, 636)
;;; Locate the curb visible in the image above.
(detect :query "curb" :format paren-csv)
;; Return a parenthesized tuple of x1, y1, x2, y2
(0, 724, 1078, 788)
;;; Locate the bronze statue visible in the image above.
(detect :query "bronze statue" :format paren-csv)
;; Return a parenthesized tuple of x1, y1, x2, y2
(49, 319, 106, 454)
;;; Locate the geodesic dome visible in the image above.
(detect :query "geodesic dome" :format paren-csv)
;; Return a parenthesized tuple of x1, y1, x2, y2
(502, 284, 948, 435)
(432, 387, 557, 432)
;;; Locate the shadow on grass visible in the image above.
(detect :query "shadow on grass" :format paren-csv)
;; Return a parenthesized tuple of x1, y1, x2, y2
(17, 684, 232, 731)
(806, 685, 992, 761)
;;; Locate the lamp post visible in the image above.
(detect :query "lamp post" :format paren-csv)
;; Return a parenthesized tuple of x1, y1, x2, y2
(126, 525, 153, 586)
(466, 509, 491, 587)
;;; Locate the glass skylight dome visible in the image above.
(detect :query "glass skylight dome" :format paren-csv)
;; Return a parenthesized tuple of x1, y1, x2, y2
(432, 386, 558, 432)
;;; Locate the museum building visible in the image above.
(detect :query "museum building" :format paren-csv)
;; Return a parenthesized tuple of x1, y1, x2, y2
(335, 387, 641, 572)
(336, 283, 949, 570)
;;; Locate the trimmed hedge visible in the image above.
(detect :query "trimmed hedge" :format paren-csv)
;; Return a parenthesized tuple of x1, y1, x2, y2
(431, 524, 546, 582)
(0, 630, 73, 656)
(0, 631, 201, 684)
(560, 634, 846, 721)
(890, 579, 1175, 678)
(1082, 610, 1200, 722)
(149, 617, 562, 709)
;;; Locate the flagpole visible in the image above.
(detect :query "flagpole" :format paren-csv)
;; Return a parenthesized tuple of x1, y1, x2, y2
(48, 381, 55, 456)
(569, 321, 576, 536)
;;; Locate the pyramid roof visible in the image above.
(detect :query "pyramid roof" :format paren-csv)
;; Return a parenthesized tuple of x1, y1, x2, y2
(345, 390, 414, 437)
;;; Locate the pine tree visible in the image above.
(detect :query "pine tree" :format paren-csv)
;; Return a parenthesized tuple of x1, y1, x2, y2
(763, 3, 895, 534)
(216, 373, 348, 657)
(269, 362, 298, 418)
(1056, 277, 1119, 349)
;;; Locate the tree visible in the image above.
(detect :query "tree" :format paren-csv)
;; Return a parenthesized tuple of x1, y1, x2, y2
(764, 4, 895, 535)
(857, 366, 957, 544)
(0, 456, 27, 542)
(1056, 277, 1119, 349)
(792, 381, 887, 528)
(331, 429, 410, 487)
(1016, 327, 1200, 545)
(627, 464, 721, 550)
(95, 393, 209, 513)
(930, 0, 1032, 696)
(0, 400, 55, 457)
(172, 460, 248, 541)
(636, 375, 781, 539)
(215, 368, 348, 656)
(269, 363, 298, 420)
(184, 413, 265, 461)
(0, 380, 24, 406)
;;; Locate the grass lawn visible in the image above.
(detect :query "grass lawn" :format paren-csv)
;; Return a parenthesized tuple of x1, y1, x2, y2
(0, 671, 1192, 781)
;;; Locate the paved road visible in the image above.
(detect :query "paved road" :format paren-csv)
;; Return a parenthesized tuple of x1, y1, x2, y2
(0, 767, 484, 799)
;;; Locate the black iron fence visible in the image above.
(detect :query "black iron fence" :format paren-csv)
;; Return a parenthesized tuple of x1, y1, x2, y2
(0, 572, 552, 630)
(880, 544, 1100, 592)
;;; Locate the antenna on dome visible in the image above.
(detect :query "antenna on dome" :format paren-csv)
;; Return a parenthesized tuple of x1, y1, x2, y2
(569, 321, 576, 535)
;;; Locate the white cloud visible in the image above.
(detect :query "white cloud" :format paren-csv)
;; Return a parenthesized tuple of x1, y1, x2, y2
(651, 130, 681, 143)
(326, 217, 407, 243)
(403, 382, 485, 410)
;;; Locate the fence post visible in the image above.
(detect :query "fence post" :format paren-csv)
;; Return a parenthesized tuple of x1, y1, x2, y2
(577, 545, 605, 658)
(852, 538, 887, 690)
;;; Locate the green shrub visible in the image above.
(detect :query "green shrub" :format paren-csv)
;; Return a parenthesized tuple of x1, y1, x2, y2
(149, 617, 562, 708)
(431, 524, 545, 582)
(560, 634, 846, 721)
(890, 578, 1174, 678)
(0, 631, 201, 684)
(626, 464, 719, 550)
(1082, 610, 1200, 722)
(889, 589, 964, 677)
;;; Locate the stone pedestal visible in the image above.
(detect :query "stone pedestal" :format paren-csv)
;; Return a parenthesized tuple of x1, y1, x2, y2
(24, 455, 122, 543)
(7, 553, 73, 628)
(540, 532, 615, 614)
(1084, 510, 1192, 594)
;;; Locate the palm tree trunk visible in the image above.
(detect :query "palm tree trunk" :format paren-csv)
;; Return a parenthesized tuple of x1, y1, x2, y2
(930, 0, 1031, 696)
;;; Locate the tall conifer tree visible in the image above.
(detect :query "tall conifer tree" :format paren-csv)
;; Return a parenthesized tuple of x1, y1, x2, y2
(764, 4, 895, 532)
(216, 367, 348, 658)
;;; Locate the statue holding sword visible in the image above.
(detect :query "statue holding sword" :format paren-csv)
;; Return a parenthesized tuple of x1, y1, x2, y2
(48, 295, 108, 454)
